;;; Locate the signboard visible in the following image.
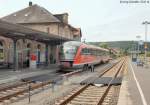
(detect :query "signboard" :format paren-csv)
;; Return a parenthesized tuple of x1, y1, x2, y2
(30, 53, 37, 69)
(144, 43, 148, 50)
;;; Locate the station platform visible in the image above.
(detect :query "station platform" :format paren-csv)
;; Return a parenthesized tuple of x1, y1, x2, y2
(0, 64, 59, 84)
(118, 59, 150, 105)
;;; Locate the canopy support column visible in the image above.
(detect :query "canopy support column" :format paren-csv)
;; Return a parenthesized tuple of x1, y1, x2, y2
(13, 39, 17, 71)
(45, 44, 49, 66)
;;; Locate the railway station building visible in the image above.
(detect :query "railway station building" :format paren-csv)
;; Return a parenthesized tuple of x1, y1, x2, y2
(0, 2, 82, 69)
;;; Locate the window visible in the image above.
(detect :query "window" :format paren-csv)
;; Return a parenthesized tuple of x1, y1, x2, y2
(81, 48, 90, 55)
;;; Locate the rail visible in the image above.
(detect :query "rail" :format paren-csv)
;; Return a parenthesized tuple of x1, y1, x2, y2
(0, 68, 85, 102)
(56, 58, 126, 105)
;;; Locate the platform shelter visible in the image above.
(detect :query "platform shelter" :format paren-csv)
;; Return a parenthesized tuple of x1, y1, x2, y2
(0, 19, 71, 71)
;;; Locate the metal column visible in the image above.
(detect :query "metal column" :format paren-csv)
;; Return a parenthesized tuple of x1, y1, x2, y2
(13, 39, 17, 71)
(45, 44, 48, 66)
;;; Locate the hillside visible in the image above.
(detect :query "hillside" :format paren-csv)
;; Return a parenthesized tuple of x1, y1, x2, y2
(89, 41, 150, 51)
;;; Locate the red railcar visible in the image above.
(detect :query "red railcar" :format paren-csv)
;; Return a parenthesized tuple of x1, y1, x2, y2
(59, 41, 110, 71)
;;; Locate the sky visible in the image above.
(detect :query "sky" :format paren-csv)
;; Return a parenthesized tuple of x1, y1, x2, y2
(0, 0, 150, 42)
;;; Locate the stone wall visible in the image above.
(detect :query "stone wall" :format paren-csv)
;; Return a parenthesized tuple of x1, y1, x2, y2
(21, 23, 74, 39)
(0, 35, 52, 68)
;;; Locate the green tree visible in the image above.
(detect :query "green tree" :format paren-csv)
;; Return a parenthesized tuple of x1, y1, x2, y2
(99, 43, 108, 48)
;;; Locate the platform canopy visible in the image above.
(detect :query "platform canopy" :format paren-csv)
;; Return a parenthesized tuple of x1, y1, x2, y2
(0, 19, 71, 44)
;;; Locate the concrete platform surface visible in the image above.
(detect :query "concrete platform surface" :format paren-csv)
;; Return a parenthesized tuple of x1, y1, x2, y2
(118, 59, 150, 105)
(0, 64, 59, 84)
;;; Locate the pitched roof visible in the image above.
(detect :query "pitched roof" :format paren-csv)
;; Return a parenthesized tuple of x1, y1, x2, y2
(54, 13, 68, 23)
(1, 4, 60, 24)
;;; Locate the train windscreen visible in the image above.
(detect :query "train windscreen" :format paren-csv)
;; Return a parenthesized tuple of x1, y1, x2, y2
(60, 44, 78, 60)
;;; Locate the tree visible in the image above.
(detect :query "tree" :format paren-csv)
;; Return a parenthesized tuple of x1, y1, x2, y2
(99, 43, 108, 48)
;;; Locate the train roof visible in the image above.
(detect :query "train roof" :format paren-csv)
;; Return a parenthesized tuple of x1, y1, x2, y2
(63, 41, 82, 46)
(86, 44, 109, 52)
(63, 41, 109, 52)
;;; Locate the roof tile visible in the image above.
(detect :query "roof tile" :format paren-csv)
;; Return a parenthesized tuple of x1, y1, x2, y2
(1, 4, 60, 24)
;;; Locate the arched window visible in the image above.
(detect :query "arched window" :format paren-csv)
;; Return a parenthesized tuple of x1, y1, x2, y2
(26, 43, 31, 67)
(37, 44, 41, 50)
(27, 43, 31, 48)
(27, 43, 31, 57)
(17, 41, 22, 49)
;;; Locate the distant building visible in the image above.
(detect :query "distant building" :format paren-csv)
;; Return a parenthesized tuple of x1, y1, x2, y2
(0, 2, 82, 68)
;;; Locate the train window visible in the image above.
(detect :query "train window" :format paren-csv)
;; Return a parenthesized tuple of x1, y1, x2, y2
(90, 49, 93, 55)
(99, 50, 103, 56)
(88, 49, 91, 55)
(99, 50, 101, 56)
(85, 49, 88, 53)
(96, 50, 98, 56)
(95, 50, 97, 55)
(85, 48, 88, 54)
(81, 48, 85, 54)
(81, 48, 90, 55)
(91, 49, 94, 55)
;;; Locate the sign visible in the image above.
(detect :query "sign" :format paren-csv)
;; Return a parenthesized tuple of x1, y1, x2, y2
(30, 53, 37, 69)
(31, 54, 36, 61)
(144, 43, 148, 49)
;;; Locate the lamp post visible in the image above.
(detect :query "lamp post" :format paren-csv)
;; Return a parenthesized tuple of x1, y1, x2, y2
(136, 35, 141, 59)
(142, 21, 150, 67)
(83, 38, 86, 43)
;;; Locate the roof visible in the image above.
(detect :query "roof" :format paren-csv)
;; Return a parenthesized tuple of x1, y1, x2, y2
(0, 19, 71, 44)
(54, 13, 68, 23)
(63, 41, 82, 47)
(64, 41, 109, 52)
(1, 4, 60, 24)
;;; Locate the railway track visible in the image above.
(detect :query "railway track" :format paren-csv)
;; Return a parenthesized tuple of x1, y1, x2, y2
(0, 68, 88, 104)
(0, 80, 51, 103)
(54, 58, 126, 105)
(0, 59, 123, 104)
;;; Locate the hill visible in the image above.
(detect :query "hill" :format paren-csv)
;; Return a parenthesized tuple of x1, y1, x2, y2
(89, 41, 150, 51)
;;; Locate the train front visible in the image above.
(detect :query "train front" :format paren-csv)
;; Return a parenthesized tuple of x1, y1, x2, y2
(59, 41, 79, 70)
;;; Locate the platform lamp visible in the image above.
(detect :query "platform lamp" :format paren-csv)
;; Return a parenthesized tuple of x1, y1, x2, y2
(142, 21, 150, 67)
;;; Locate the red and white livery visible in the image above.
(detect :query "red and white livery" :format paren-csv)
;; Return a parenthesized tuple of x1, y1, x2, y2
(59, 41, 110, 71)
